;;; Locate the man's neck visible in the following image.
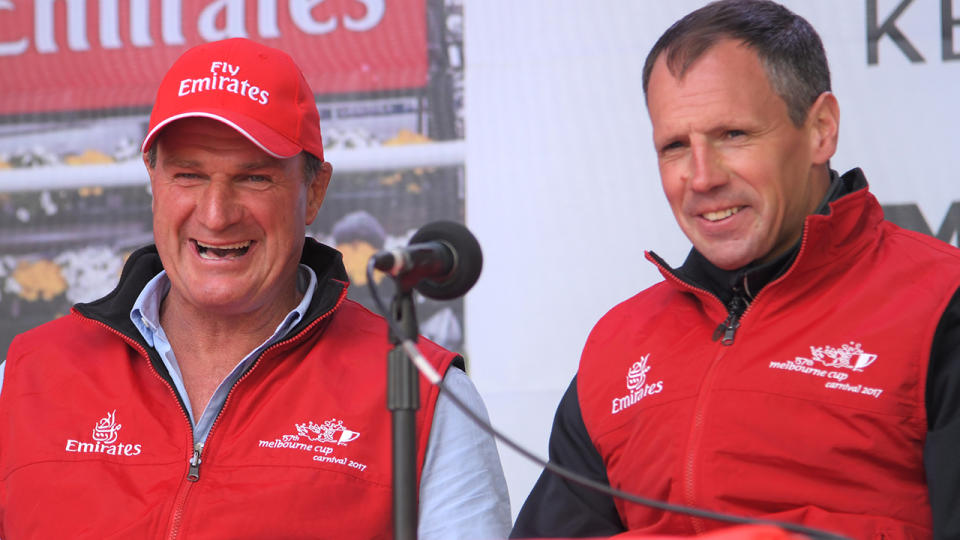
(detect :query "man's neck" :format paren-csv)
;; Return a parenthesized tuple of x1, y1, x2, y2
(158, 287, 303, 420)
(676, 169, 849, 304)
(158, 285, 302, 363)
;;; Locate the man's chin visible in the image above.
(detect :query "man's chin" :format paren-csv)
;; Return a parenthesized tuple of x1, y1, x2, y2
(695, 245, 757, 272)
(171, 283, 257, 313)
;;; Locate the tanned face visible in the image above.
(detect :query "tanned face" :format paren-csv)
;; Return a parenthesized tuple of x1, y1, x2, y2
(145, 118, 330, 318)
(647, 39, 837, 270)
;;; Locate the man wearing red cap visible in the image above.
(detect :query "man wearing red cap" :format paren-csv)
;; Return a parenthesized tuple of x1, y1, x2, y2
(0, 38, 509, 539)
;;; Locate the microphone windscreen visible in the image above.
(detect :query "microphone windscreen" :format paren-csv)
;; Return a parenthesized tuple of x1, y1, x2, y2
(408, 221, 483, 300)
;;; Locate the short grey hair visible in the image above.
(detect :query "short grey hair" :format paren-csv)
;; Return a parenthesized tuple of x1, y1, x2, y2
(642, 0, 831, 127)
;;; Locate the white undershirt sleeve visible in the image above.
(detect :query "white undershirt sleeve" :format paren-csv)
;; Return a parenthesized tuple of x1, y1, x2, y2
(417, 368, 511, 540)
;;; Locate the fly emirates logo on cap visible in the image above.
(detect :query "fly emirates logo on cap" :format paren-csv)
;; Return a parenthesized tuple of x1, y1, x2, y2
(142, 38, 326, 162)
(178, 60, 271, 106)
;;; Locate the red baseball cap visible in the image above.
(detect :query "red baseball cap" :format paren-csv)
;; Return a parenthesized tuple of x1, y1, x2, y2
(142, 38, 324, 161)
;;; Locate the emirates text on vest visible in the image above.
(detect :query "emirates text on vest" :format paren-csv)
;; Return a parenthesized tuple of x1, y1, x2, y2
(65, 439, 143, 456)
(611, 381, 664, 414)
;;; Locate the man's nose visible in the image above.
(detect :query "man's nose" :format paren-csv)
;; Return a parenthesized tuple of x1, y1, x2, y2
(687, 142, 727, 192)
(195, 180, 243, 229)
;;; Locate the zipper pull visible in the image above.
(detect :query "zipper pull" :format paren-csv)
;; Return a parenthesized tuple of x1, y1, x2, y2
(188, 442, 203, 482)
(715, 315, 740, 345)
(712, 312, 740, 345)
(712, 289, 746, 346)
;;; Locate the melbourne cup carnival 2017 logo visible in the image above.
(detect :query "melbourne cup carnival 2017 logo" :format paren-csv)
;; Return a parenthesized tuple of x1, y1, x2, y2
(768, 341, 885, 399)
(258, 418, 369, 473)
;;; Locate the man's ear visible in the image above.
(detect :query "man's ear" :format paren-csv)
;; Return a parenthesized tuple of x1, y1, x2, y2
(142, 150, 158, 213)
(807, 91, 840, 166)
(305, 160, 333, 225)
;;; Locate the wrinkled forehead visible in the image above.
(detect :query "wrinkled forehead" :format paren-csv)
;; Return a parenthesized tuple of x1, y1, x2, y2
(665, 38, 762, 86)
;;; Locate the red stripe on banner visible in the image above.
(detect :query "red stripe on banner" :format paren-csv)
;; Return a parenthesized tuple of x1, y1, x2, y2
(0, 0, 427, 115)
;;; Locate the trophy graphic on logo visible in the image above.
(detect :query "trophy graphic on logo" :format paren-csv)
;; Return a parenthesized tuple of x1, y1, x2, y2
(852, 352, 877, 371)
(795, 342, 878, 372)
(292, 419, 361, 446)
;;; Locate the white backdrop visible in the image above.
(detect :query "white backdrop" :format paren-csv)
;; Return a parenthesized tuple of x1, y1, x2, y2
(462, 0, 960, 517)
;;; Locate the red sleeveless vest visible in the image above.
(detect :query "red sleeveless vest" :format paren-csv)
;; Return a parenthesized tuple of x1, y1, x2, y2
(1, 297, 456, 539)
(578, 188, 960, 538)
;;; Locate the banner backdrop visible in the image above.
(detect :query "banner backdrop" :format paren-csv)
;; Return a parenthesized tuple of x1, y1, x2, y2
(0, 0, 465, 355)
(0, 0, 428, 113)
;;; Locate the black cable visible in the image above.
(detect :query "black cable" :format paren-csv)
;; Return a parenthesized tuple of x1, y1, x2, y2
(366, 258, 851, 540)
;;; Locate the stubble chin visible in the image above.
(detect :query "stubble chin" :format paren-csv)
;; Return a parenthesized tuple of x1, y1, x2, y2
(694, 238, 756, 271)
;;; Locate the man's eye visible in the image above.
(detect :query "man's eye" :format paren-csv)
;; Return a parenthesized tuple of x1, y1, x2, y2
(726, 130, 747, 138)
(173, 172, 202, 180)
(246, 175, 271, 183)
(660, 141, 685, 154)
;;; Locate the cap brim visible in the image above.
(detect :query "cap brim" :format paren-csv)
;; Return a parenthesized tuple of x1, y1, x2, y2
(141, 110, 302, 159)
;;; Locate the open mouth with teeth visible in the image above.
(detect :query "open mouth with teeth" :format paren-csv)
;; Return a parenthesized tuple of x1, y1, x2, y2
(193, 240, 252, 260)
(702, 206, 743, 222)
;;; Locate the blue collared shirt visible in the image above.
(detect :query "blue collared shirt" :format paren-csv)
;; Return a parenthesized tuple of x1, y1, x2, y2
(129, 267, 317, 444)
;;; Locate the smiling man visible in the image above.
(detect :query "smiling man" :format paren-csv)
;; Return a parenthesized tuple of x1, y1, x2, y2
(0, 38, 510, 539)
(512, 1, 960, 539)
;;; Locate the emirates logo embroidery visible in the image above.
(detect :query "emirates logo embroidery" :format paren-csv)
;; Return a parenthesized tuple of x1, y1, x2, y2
(611, 355, 664, 414)
(65, 410, 143, 456)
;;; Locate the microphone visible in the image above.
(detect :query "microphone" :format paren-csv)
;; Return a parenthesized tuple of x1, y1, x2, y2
(372, 221, 483, 300)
